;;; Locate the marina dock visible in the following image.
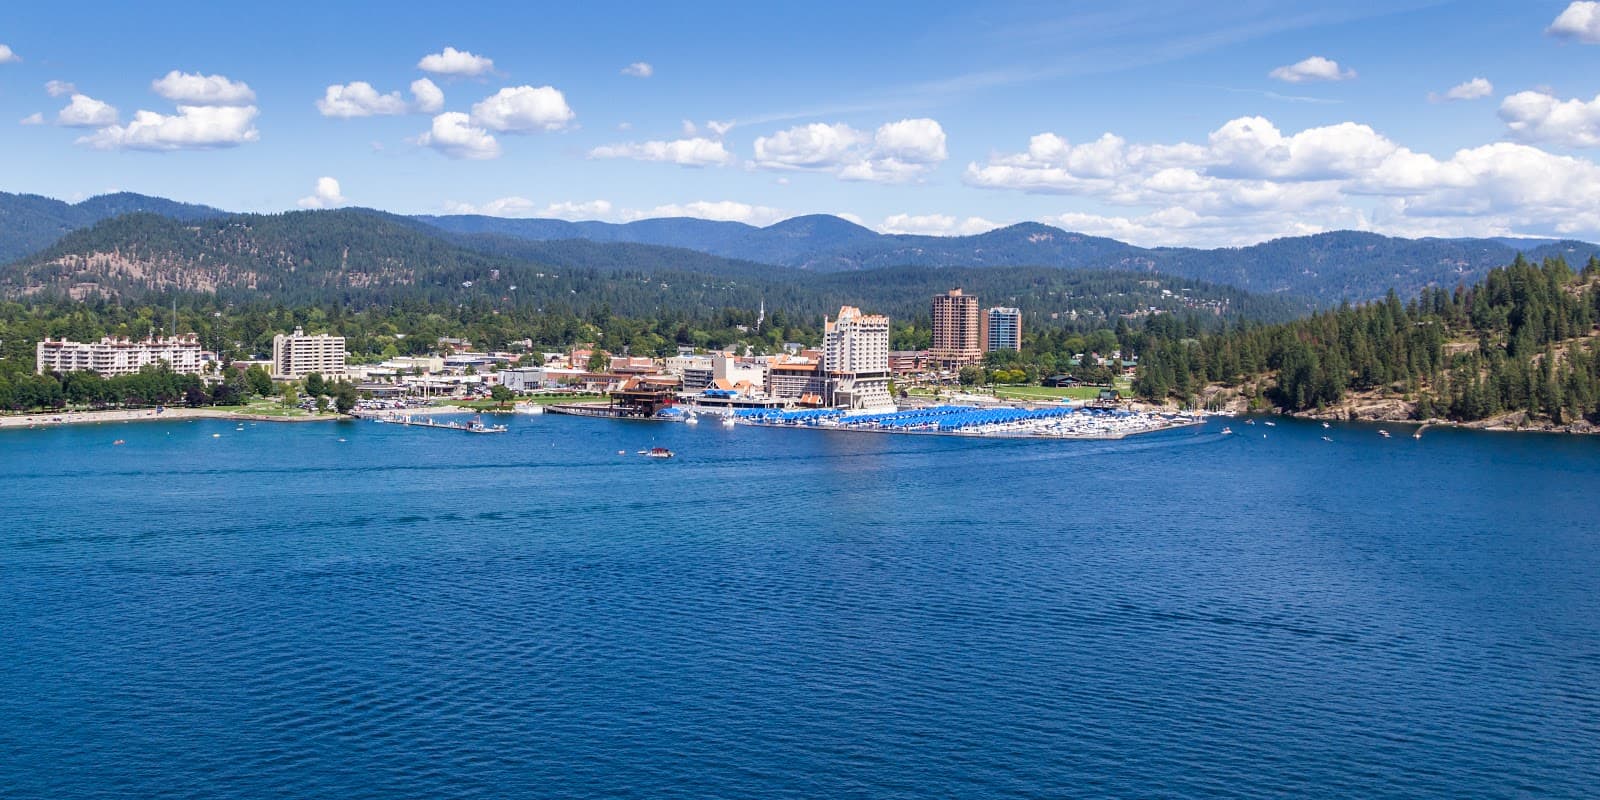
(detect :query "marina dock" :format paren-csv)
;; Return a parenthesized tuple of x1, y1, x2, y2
(373, 415, 507, 433)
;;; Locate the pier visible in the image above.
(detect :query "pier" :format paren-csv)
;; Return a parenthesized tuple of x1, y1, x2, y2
(373, 415, 507, 433)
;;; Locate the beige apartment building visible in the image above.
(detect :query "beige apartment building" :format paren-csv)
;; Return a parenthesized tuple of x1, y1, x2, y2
(930, 288, 983, 367)
(271, 327, 347, 379)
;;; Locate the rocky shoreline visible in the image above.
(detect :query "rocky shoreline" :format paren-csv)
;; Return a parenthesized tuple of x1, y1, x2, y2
(1186, 385, 1600, 436)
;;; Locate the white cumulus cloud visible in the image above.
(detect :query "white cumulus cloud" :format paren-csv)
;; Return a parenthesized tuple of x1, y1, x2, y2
(446, 197, 614, 219)
(754, 122, 868, 169)
(1430, 77, 1493, 103)
(297, 176, 347, 209)
(77, 105, 260, 151)
(57, 94, 120, 128)
(589, 137, 732, 166)
(621, 62, 653, 78)
(418, 46, 494, 77)
(0, 45, 19, 64)
(964, 114, 1600, 246)
(410, 78, 444, 113)
(1500, 90, 1600, 147)
(45, 80, 76, 97)
(470, 85, 574, 132)
(752, 118, 948, 182)
(20, 112, 44, 126)
(317, 82, 408, 117)
(1268, 56, 1356, 83)
(1549, 1, 1600, 43)
(880, 213, 999, 236)
(418, 111, 500, 159)
(317, 79, 445, 117)
(621, 200, 785, 226)
(151, 71, 256, 105)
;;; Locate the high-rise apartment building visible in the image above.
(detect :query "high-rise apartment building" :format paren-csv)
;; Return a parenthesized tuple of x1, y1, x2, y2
(823, 305, 893, 411)
(36, 334, 205, 376)
(984, 307, 1023, 352)
(930, 288, 982, 367)
(271, 327, 347, 379)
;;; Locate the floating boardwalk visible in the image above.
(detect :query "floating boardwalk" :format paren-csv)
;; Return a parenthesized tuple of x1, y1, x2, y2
(731, 404, 1199, 439)
(372, 414, 507, 434)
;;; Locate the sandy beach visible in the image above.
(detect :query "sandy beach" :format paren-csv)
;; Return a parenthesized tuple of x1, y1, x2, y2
(0, 407, 345, 429)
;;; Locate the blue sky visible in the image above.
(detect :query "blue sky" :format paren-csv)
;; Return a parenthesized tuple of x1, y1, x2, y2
(6, 0, 1600, 245)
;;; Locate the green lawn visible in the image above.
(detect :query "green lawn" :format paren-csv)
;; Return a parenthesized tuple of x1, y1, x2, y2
(992, 385, 1105, 401)
(214, 398, 324, 417)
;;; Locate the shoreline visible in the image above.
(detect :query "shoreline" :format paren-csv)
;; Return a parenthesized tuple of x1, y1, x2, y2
(0, 407, 348, 430)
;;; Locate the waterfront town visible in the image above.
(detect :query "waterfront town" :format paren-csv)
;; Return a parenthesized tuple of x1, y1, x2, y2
(24, 289, 1186, 439)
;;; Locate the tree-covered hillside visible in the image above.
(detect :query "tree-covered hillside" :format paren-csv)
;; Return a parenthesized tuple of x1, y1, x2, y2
(0, 192, 224, 265)
(0, 208, 1302, 329)
(419, 213, 1600, 305)
(1134, 254, 1600, 427)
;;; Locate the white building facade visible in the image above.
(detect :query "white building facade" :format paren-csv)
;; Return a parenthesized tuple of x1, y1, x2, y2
(36, 334, 205, 376)
(823, 306, 894, 411)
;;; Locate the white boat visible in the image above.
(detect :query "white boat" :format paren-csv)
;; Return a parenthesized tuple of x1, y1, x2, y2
(1221, 426, 1233, 435)
(684, 415, 699, 425)
(1379, 429, 1391, 438)
(1322, 421, 1331, 429)
(1264, 420, 1276, 427)
(722, 416, 736, 428)
(1322, 436, 1333, 442)
(644, 447, 674, 459)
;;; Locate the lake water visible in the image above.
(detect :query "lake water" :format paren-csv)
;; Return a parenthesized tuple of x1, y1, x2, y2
(2, 413, 1597, 798)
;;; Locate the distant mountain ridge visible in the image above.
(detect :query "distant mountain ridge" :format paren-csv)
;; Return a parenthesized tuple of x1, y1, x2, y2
(3, 192, 1598, 307)
(0, 208, 1304, 326)
(416, 213, 1600, 303)
(0, 191, 225, 264)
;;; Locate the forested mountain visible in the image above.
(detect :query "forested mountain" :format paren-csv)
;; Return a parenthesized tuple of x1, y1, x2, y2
(6, 191, 1597, 309)
(0, 192, 224, 265)
(1133, 254, 1600, 429)
(418, 212, 1600, 304)
(0, 208, 1301, 331)
(1144, 231, 1597, 305)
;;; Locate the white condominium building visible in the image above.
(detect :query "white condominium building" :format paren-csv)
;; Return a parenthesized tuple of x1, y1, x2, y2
(36, 334, 204, 376)
(271, 327, 347, 379)
(823, 305, 894, 411)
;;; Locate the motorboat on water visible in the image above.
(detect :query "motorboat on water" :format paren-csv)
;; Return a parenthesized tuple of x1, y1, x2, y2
(1221, 426, 1233, 435)
(1379, 429, 1391, 438)
(644, 447, 674, 459)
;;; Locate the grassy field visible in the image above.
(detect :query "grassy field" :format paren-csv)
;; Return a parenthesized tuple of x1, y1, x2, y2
(213, 398, 326, 417)
(992, 385, 1107, 401)
(912, 379, 1134, 403)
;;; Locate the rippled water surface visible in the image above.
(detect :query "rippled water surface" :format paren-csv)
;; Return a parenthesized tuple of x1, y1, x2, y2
(2, 414, 1598, 798)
